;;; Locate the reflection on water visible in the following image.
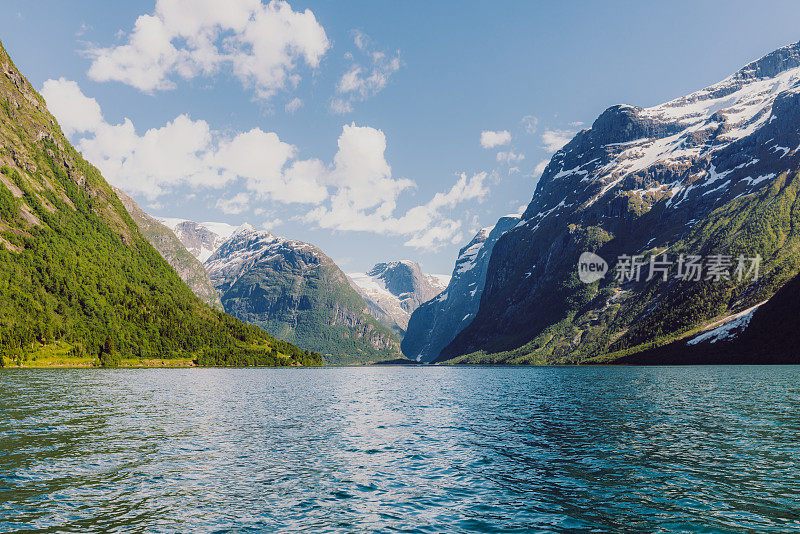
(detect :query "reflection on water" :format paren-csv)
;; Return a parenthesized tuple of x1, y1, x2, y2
(1, 366, 799, 532)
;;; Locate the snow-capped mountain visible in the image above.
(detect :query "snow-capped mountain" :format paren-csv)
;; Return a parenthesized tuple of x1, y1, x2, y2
(159, 218, 239, 262)
(402, 216, 519, 362)
(438, 40, 800, 364)
(205, 225, 401, 364)
(348, 261, 449, 334)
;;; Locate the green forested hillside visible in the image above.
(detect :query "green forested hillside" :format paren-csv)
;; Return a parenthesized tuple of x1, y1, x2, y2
(114, 187, 223, 311)
(0, 40, 321, 367)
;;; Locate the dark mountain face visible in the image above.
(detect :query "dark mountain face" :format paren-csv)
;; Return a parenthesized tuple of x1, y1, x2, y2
(205, 226, 402, 365)
(616, 268, 800, 365)
(437, 41, 800, 364)
(402, 216, 518, 362)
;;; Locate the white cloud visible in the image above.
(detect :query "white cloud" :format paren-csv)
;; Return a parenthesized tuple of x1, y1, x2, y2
(305, 166, 489, 250)
(42, 78, 318, 200)
(480, 130, 511, 149)
(332, 30, 401, 114)
(568, 121, 584, 127)
(41, 78, 104, 136)
(533, 159, 549, 177)
(303, 126, 489, 249)
(216, 192, 251, 214)
(496, 151, 524, 164)
(86, 0, 329, 101)
(284, 97, 303, 113)
(43, 79, 485, 250)
(541, 129, 576, 152)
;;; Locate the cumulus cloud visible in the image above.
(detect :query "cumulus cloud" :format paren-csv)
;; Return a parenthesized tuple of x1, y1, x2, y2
(42, 78, 319, 200)
(331, 30, 401, 114)
(301, 126, 490, 249)
(41, 78, 104, 136)
(86, 0, 329, 101)
(541, 129, 576, 152)
(305, 167, 489, 250)
(480, 130, 511, 149)
(43, 78, 483, 250)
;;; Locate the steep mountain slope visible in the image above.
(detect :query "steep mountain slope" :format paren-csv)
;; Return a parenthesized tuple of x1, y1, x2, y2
(348, 260, 448, 334)
(438, 40, 800, 364)
(159, 218, 238, 262)
(402, 215, 518, 362)
(114, 188, 222, 310)
(205, 225, 401, 364)
(616, 266, 800, 364)
(0, 40, 320, 366)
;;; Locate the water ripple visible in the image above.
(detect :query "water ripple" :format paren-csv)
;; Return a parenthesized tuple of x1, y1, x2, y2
(1, 366, 799, 532)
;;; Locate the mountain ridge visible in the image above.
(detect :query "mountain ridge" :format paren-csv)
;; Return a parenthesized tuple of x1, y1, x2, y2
(402, 215, 519, 362)
(205, 225, 402, 364)
(437, 40, 800, 364)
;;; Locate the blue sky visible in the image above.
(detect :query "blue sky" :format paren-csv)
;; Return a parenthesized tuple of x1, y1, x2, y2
(2, 1, 800, 273)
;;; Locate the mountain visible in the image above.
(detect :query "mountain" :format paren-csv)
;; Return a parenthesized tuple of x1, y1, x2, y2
(616, 267, 800, 364)
(402, 216, 519, 362)
(114, 188, 222, 310)
(205, 225, 401, 364)
(437, 40, 800, 364)
(159, 218, 238, 262)
(0, 39, 320, 367)
(348, 260, 449, 334)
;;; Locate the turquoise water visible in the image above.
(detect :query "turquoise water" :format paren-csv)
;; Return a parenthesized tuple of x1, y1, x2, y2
(1, 366, 799, 533)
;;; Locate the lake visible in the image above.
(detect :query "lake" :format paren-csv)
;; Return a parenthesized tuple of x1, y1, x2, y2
(1, 366, 799, 533)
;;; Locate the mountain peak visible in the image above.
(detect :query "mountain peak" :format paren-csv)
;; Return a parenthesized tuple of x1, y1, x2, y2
(367, 260, 420, 277)
(350, 260, 449, 333)
(734, 40, 800, 81)
(234, 222, 257, 235)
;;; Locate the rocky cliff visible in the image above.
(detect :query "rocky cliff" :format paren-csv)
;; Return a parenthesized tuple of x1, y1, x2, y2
(402, 216, 518, 362)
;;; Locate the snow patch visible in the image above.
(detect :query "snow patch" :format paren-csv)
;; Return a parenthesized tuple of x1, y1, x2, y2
(687, 305, 761, 345)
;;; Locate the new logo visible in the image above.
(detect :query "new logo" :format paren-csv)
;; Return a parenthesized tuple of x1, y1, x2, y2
(577, 252, 608, 284)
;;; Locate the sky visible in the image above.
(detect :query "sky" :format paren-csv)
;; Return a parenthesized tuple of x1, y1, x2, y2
(2, 1, 800, 274)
